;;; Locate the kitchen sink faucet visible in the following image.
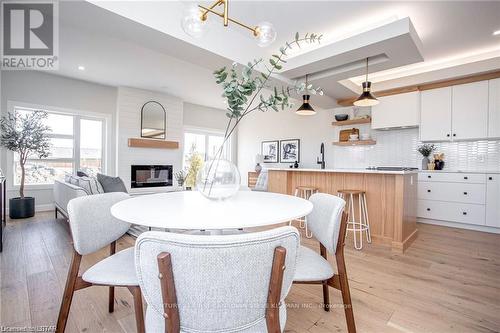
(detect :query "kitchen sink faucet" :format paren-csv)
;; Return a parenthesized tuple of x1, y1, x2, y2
(317, 142, 325, 169)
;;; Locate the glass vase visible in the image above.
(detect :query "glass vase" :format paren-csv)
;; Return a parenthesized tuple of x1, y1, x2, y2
(196, 159, 241, 200)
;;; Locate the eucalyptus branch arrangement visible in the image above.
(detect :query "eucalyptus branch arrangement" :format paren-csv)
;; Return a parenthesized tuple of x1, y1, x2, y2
(201, 33, 324, 195)
(417, 144, 436, 158)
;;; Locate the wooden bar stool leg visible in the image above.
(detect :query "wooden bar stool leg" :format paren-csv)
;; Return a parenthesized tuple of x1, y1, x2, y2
(304, 189, 313, 238)
(350, 193, 361, 250)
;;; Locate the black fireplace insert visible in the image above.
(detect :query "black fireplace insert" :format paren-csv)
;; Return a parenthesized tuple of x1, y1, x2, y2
(131, 165, 173, 188)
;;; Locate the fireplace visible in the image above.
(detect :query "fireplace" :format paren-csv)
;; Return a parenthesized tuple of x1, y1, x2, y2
(131, 165, 173, 188)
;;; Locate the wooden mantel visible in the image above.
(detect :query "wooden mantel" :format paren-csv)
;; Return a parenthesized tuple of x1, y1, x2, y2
(128, 138, 179, 149)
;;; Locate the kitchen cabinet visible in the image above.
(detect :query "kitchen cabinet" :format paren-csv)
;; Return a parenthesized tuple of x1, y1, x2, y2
(420, 87, 452, 141)
(420, 80, 490, 142)
(371, 91, 420, 129)
(486, 174, 500, 227)
(417, 172, 488, 227)
(488, 78, 500, 138)
(452, 81, 489, 140)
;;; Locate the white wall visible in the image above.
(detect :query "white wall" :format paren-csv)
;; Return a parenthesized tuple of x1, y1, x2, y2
(1, 71, 117, 210)
(116, 87, 183, 192)
(237, 106, 500, 184)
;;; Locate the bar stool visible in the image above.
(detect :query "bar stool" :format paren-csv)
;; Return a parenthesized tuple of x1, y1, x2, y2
(293, 186, 318, 238)
(337, 189, 371, 250)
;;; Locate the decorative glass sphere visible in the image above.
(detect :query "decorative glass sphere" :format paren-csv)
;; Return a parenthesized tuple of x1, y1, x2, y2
(255, 21, 277, 47)
(196, 159, 241, 200)
(181, 5, 207, 38)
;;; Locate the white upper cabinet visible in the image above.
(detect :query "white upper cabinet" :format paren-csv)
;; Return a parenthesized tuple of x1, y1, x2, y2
(420, 87, 452, 141)
(371, 91, 420, 129)
(488, 78, 500, 138)
(451, 81, 489, 140)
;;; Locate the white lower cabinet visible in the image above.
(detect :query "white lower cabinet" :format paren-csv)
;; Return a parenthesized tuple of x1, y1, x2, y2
(417, 172, 494, 228)
(486, 174, 500, 227)
(418, 200, 486, 226)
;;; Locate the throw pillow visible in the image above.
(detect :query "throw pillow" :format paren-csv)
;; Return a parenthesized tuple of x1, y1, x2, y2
(78, 176, 104, 195)
(77, 170, 89, 177)
(97, 173, 128, 193)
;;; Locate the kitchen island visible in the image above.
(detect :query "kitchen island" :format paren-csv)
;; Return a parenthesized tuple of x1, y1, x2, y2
(268, 168, 418, 252)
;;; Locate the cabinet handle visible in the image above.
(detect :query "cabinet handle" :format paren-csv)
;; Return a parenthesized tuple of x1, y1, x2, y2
(427, 208, 431, 211)
(463, 192, 468, 195)
(453, 133, 456, 137)
(427, 189, 431, 193)
(464, 176, 468, 180)
(427, 175, 431, 179)
(446, 134, 450, 137)
(489, 177, 493, 180)
(462, 212, 467, 215)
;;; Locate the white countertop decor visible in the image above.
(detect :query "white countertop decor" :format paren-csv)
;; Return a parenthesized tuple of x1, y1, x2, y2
(267, 167, 419, 175)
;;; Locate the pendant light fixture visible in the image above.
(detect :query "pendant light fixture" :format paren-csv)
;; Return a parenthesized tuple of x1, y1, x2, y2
(296, 74, 316, 116)
(353, 58, 379, 107)
(181, 0, 277, 47)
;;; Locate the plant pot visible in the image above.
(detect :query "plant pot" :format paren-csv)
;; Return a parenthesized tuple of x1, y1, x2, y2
(9, 197, 35, 219)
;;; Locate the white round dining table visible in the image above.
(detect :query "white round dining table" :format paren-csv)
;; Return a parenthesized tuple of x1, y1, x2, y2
(111, 190, 313, 232)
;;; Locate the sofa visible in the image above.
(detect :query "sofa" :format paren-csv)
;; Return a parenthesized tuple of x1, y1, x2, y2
(54, 179, 89, 219)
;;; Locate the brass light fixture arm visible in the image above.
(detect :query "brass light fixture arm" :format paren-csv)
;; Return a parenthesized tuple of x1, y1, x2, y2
(198, 0, 259, 36)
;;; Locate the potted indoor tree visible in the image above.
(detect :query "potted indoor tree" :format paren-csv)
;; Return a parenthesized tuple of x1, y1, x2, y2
(0, 110, 51, 218)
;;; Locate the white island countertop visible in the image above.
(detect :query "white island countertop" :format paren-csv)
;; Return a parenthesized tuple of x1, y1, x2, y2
(266, 167, 419, 175)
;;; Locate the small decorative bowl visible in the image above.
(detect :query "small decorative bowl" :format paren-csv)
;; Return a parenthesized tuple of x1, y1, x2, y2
(335, 114, 349, 121)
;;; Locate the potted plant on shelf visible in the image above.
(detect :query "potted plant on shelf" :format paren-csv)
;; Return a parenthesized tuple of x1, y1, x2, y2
(0, 111, 51, 218)
(417, 144, 436, 170)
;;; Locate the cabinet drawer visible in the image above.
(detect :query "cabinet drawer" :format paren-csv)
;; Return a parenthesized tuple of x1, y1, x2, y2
(418, 182, 486, 204)
(419, 172, 486, 184)
(418, 200, 485, 225)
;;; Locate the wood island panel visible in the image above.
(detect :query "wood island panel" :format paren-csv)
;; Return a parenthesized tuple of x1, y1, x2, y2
(268, 170, 418, 252)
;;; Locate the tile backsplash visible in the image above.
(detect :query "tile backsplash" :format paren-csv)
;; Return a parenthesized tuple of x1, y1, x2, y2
(331, 128, 500, 171)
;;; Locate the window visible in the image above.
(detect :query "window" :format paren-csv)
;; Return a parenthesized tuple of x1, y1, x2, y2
(13, 106, 107, 185)
(183, 129, 230, 187)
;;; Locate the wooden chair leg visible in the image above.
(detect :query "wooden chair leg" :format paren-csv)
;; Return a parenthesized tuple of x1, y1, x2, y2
(337, 255, 356, 333)
(108, 287, 115, 313)
(56, 250, 82, 333)
(128, 286, 145, 333)
(108, 241, 116, 313)
(322, 281, 330, 312)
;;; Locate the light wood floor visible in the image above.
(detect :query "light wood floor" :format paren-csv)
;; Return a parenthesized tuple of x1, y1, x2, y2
(1, 212, 499, 333)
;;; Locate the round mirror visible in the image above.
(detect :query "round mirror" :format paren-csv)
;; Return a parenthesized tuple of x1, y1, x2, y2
(141, 101, 166, 139)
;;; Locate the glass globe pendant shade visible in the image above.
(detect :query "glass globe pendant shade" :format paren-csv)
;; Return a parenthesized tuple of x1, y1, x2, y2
(181, 5, 208, 38)
(353, 81, 379, 107)
(196, 159, 241, 200)
(255, 21, 277, 47)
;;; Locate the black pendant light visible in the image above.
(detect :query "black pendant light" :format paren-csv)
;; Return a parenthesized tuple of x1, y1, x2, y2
(353, 58, 379, 107)
(296, 74, 316, 115)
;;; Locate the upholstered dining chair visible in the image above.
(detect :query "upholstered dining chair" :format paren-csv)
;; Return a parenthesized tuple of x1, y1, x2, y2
(135, 226, 300, 333)
(56, 193, 145, 333)
(293, 193, 356, 333)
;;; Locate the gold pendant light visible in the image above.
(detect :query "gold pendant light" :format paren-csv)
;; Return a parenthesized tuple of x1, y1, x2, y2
(353, 58, 379, 107)
(181, 0, 277, 47)
(296, 74, 316, 115)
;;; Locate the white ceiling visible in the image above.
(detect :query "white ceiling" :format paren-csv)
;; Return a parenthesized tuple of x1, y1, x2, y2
(47, 1, 500, 110)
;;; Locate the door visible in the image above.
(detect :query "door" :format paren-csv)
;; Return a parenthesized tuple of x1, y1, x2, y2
(420, 87, 452, 141)
(371, 91, 420, 129)
(452, 81, 488, 140)
(486, 174, 500, 228)
(488, 78, 500, 138)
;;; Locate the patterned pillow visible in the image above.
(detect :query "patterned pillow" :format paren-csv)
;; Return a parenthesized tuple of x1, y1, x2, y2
(77, 176, 104, 195)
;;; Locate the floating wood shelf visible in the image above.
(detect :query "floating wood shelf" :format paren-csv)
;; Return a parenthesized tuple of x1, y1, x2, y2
(332, 117, 371, 126)
(128, 138, 179, 149)
(333, 140, 376, 146)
